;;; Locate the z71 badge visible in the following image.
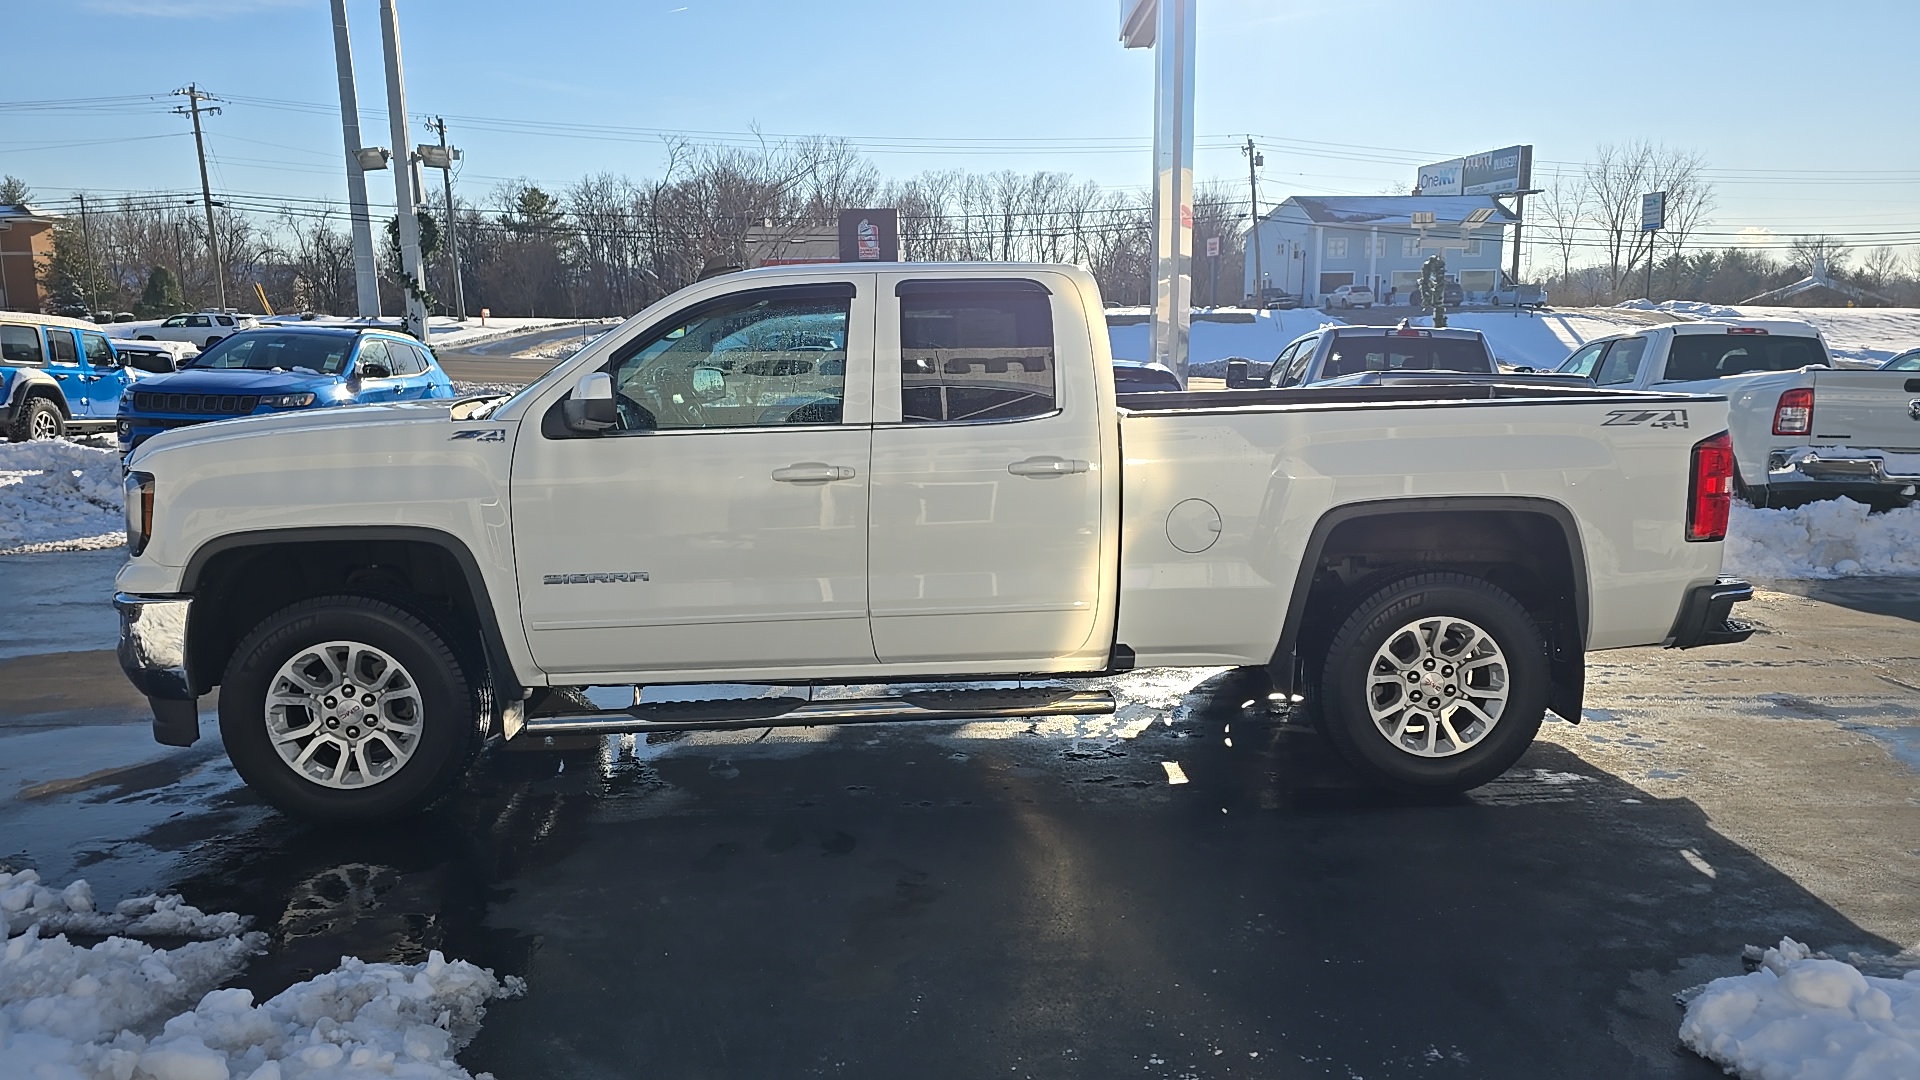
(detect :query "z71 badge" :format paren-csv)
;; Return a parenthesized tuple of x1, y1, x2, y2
(1602, 408, 1690, 429)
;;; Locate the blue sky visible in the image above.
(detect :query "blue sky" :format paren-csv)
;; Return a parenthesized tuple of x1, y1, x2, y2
(5, 0, 1917, 266)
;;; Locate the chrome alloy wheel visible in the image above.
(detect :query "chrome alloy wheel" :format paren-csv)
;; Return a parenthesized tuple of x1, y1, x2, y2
(1365, 616, 1510, 758)
(28, 408, 58, 440)
(265, 640, 425, 789)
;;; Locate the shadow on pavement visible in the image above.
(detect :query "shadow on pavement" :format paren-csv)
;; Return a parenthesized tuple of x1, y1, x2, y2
(111, 669, 1895, 1079)
(1762, 576, 1920, 624)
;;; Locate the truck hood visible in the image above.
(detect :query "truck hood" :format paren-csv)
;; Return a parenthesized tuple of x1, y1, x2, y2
(127, 399, 464, 467)
(132, 368, 347, 396)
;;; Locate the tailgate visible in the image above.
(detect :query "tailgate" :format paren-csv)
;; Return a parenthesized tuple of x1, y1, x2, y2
(1809, 370, 1920, 451)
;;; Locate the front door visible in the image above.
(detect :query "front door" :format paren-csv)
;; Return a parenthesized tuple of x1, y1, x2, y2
(79, 330, 129, 419)
(866, 275, 1107, 665)
(512, 279, 878, 678)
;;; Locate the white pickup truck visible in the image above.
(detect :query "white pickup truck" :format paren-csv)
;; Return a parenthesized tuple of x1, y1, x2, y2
(1551, 318, 1920, 508)
(115, 263, 1753, 822)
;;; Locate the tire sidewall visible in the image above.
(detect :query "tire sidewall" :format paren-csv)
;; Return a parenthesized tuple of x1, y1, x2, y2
(11, 399, 63, 442)
(220, 597, 475, 822)
(1319, 576, 1547, 791)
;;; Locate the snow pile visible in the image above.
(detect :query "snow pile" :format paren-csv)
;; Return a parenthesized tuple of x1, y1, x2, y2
(1, 870, 250, 940)
(1725, 498, 1920, 579)
(1, 870, 524, 1080)
(1680, 937, 1920, 1079)
(0, 439, 125, 555)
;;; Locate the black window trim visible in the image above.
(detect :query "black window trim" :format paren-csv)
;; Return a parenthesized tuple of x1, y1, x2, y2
(0, 322, 46, 367)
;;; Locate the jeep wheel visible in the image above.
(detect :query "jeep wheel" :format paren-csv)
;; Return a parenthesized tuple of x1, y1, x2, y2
(7, 398, 64, 442)
(1315, 573, 1547, 793)
(220, 596, 480, 822)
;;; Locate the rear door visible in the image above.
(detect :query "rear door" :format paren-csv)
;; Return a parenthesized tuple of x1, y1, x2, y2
(42, 327, 85, 414)
(866, 273, 1110, 666)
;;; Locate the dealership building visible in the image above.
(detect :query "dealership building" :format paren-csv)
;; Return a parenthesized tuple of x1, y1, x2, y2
(1243, 144, 1533, 306)
(1242, 195, 1516, 305)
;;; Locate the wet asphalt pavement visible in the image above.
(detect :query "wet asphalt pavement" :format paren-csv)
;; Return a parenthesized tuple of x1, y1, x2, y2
(2, 551, 1918, 1079)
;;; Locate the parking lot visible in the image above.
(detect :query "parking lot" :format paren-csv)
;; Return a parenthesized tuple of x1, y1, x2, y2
(3, 550, 1916, 1078)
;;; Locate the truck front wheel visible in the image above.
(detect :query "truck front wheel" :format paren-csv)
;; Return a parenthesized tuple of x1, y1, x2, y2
(219, 596, 479, 822)
(1316, 573, 1547, 794)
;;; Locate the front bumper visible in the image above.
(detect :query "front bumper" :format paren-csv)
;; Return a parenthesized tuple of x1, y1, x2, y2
(1665, 577, 1755, 649)
(114, 592, 201, 746)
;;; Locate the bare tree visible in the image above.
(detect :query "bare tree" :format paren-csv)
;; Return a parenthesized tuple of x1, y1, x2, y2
(1583, 141, 1712, 299)
(1788, 234, 1852, 275)
(1532, 166, 1588, 280)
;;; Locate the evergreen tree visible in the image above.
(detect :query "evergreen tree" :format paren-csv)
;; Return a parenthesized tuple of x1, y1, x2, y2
(1418, 253, 1450, 328)
(38, 223, 113, 317)
(136, 266, 185, 318)
(0, 175, 31, 207)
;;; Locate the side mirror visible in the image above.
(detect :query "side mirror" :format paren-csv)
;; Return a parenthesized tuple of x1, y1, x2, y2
(362, 361, 393, 380)
(562, 371, 617, 432)
(1224, 358, 1251, 389)
(691, 367, 725, 400)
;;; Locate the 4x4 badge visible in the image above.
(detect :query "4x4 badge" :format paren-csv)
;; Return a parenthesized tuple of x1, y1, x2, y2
(1602, 408, 1690, 429)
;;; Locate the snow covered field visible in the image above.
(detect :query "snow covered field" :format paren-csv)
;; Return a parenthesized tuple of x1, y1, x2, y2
(0, 440, 125, 556)
(0, 867, 522, 1080)
(1680, 937, 1920, 1079)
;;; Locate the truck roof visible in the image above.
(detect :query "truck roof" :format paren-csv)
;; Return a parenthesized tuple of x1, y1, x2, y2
(1670, 318, 1824, 339)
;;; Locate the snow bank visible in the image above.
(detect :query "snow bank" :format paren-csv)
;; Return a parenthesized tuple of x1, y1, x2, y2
(0, 869, 523, 1080)
(0, 440, 125, 555)
(1680, 937, 1920, 1079)
(1725, 499, 1920, 579)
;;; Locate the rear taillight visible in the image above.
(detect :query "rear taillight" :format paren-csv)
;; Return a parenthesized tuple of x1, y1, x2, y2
(1772, 387, 1813, 436)
(1688, 432, 1734, 542)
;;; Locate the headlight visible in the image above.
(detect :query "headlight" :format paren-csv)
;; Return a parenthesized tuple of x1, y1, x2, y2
(260, 393, 316, 408)
(125, 471, 155, 557)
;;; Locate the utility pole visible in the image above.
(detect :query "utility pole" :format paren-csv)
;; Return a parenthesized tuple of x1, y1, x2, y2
(75, 193, 99, 317)
(426, 116, 466, 319)
(379, 0, 429, 341)
(172, 84, 226, 311)
(329, 0, 382, 318)
(1243, 137, 1264, 298)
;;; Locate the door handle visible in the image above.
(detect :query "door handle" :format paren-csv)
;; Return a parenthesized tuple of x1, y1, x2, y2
(1007, 456, 1089, 478)
(771, 462, 856, 484)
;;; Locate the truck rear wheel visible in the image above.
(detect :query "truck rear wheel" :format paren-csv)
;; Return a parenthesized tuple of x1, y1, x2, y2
(7, 398, 63, 442)
(1316, 573, 1547, 793)
(219, 595, 479, 822)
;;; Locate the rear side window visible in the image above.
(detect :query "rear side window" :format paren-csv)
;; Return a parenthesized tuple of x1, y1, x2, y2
(1322, 335, 1491, 377)
(1663, 334, 1830, 381)
(899, 281, 1056, 423)
(0, 325, 43, 365)
(215, 315, 235, 327)
(187, 315, 211, 328)
(46, 329, 79, 364)
(1594, 338, 1647, 386)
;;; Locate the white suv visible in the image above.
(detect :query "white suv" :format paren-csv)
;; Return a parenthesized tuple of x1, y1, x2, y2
(1326, 284, 1374, 310)
(133, 311, 258, 349)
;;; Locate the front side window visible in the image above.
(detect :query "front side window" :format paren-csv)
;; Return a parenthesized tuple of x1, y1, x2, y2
(1269, 341, 1302, 387)
(161, 315, 187, 328)
(1557, 341, 1609, 378)
(189, 332, 352, 374)
(1594, 338, 1648, 386)
(0, 324, 43, 365)
(899, 281, 1055, 424)
(45, 329, 79, 364)
(1888, 351, 1920, 372)
(356, 339, 394, 376)
(607, 285, 852, 432)
(81, 333, 116, 368)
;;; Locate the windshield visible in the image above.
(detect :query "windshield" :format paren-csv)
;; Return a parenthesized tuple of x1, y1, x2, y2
(1662, 333, 1829, 381)
(186, 332, 352, 374)
(1322, 336, 1492, 378)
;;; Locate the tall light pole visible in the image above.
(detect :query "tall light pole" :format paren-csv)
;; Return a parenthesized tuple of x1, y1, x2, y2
(329, 0, 382, 318)
(379, 0, 429, 341)
(423, 116, 466, 320)
(1123, 0, 1196, 386)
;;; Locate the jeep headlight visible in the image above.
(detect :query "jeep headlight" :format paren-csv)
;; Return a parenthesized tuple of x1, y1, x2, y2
(125, 471, 155, 557)
(260, 393, 316, 408)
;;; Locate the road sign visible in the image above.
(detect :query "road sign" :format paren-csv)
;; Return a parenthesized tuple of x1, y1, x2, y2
(1206, 236, 1220, 258)
(1641, 191, 1666, 232)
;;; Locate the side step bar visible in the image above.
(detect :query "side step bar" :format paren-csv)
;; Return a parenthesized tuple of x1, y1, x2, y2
(520, 686, 1117, 738)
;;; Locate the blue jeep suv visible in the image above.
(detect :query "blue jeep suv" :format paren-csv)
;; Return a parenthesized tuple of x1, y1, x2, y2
(119, 325, 456, 454)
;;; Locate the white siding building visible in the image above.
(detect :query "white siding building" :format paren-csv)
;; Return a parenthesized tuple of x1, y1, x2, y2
(1244, 195, 1516, 305)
